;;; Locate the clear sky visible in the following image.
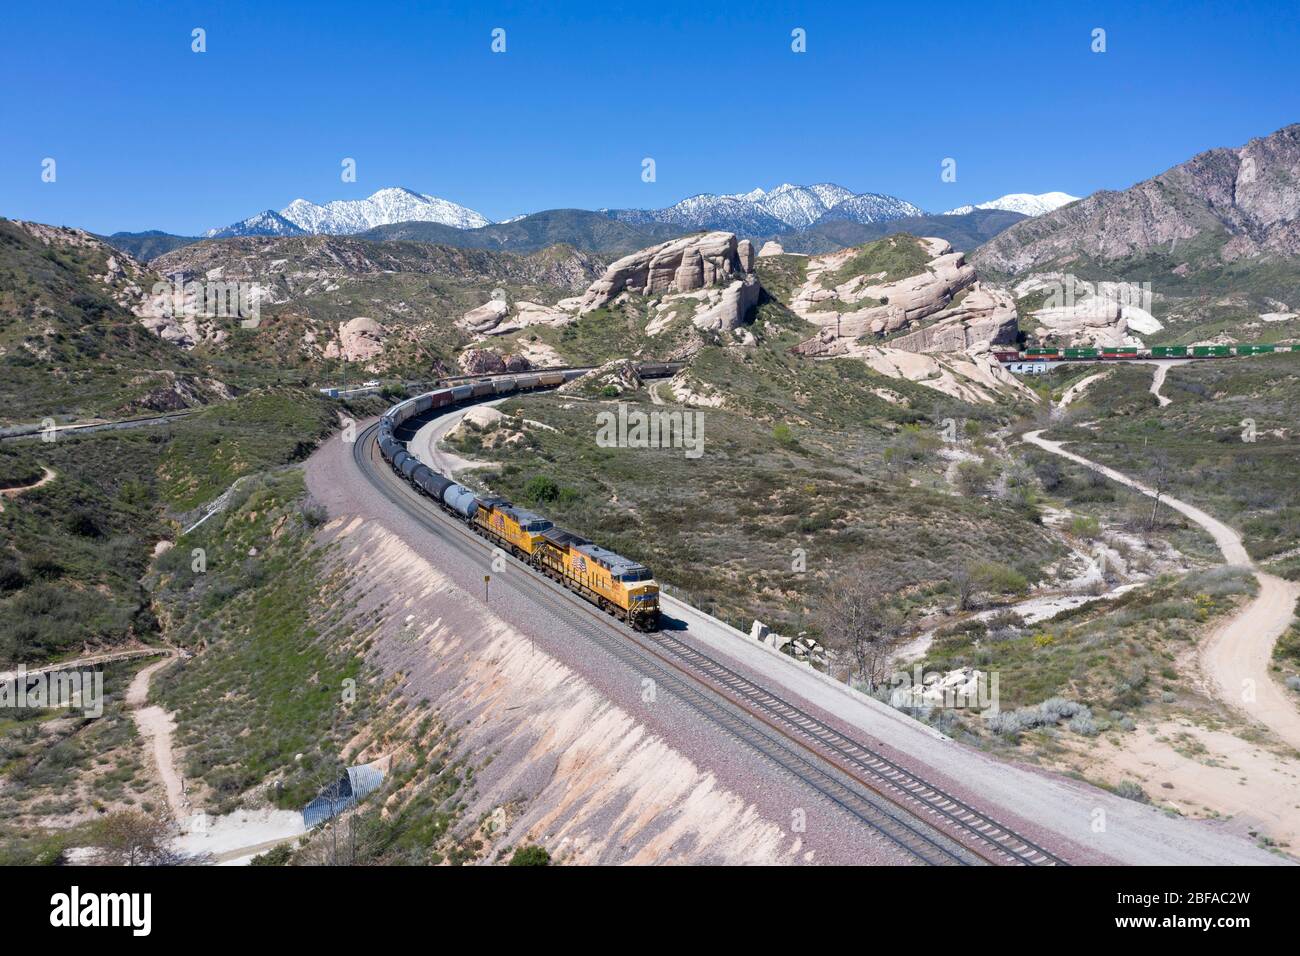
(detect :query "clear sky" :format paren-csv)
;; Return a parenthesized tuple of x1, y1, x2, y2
(2, 0, 1297, 235)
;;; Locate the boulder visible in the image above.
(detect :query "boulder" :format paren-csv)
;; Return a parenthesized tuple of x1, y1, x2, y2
(459, 298, 574, 336)
(459, 298, 510, 334)
(327, 317, 385, 363)
(577, 231, 754, 313)
(458, 348, 532, 375)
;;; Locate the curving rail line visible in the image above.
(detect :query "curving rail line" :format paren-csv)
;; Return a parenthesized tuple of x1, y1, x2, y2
(353, 388, 1069, 866)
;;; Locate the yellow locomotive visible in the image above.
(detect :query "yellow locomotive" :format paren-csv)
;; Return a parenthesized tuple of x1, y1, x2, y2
(471, 498, 660, 631)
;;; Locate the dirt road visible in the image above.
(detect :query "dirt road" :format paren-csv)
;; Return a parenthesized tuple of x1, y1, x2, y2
(408, 399, 505, 476)
(1148, 362, 1173, 407)
(0, 466, 56, 512)
(1058, 372, 1109, 409)
(1024, 429, 1300, 750)
(126, 652, 188, 823)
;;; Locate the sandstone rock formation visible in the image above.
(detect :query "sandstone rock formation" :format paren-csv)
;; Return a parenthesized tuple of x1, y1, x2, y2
(576, 232, 759, 332)
(1013, 274, 1165, 347)
(851, 347, 1039, 405)
(558, 359, 642, 396)
(757, 240, 787, 258)
(323, 317, 386, 363)
(459, 298, 510, 334)
(459, 298, 576, 337)
(458, 348, 532, 375)
(790, 237, 1016, 356)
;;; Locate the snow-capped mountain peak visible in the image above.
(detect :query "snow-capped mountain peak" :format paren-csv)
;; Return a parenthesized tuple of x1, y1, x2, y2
(943, 191, 1080, 217)
(605, 183, 922, 234)
(277, 187, 490, 234)
(204, 209, 305, 239)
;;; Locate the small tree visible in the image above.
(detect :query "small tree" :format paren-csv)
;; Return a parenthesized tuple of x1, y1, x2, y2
(812, 569, 903, 687)
(91, 811, 171, 866)
(952, 565, 975, 611)
(1145, 452, 1171, 532)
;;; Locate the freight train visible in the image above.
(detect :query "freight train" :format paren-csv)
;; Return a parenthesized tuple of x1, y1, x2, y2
(376, 371, 662, 631)
(993, 343, 1299, 363)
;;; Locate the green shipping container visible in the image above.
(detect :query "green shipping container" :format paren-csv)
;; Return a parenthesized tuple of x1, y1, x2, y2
(1193, 346, 1231, 356)
(1152, 346, 1188, 357)
(1064, 348, 1099, 358)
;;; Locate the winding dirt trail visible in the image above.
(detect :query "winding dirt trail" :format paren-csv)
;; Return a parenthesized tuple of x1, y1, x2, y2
(0, 466, 56, 512)
(1148, 362, 1173, 407)
(1024, 429, 1300, 751)
(1058, 371, 1109, 408)
(126, 651, 188, 823)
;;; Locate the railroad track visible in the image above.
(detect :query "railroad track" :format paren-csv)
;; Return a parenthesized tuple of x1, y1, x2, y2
(353, 418, 1068, 866)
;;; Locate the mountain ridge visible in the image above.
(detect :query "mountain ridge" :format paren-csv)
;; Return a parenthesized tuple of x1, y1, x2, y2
(207, 186, 490, 238)
(605, 182, 925, 235)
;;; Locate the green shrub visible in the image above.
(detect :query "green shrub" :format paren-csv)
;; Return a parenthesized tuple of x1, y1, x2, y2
(508, 845, 551, 866)
(523, 476, 560, 503)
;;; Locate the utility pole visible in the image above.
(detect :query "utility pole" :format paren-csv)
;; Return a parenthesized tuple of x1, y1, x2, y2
(484, 574, 490, 603)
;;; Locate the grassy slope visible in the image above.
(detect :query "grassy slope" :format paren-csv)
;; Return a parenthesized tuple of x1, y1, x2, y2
(459, 340, 1059, 635)
(0, 389, 355, 665)
(1044, 355, 1300, 560)
(0, 220, 210, 423)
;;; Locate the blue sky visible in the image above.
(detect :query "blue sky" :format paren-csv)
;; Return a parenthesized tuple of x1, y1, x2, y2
(2, 0, 1297, 235)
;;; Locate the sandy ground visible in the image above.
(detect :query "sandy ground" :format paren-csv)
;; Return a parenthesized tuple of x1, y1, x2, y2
(1076, 719, 1300, 851)
(174, 809, 305, 865)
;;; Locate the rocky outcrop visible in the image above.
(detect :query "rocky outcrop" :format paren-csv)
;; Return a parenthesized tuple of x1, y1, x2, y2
(757, 240, 787, 258)
(791, 237, 1015, 355)
(577, 232, 756, 315)
(322, 317, 386, 364)
(1013, 274, 1165, 347)
(849, 347, 1039, 405)
(458, 348, 532, 375)
(558, 359, 642, 396)
(458, 298, 575, 337)
(886, 284, 1016, 353)
(567, 231, 761, 339)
